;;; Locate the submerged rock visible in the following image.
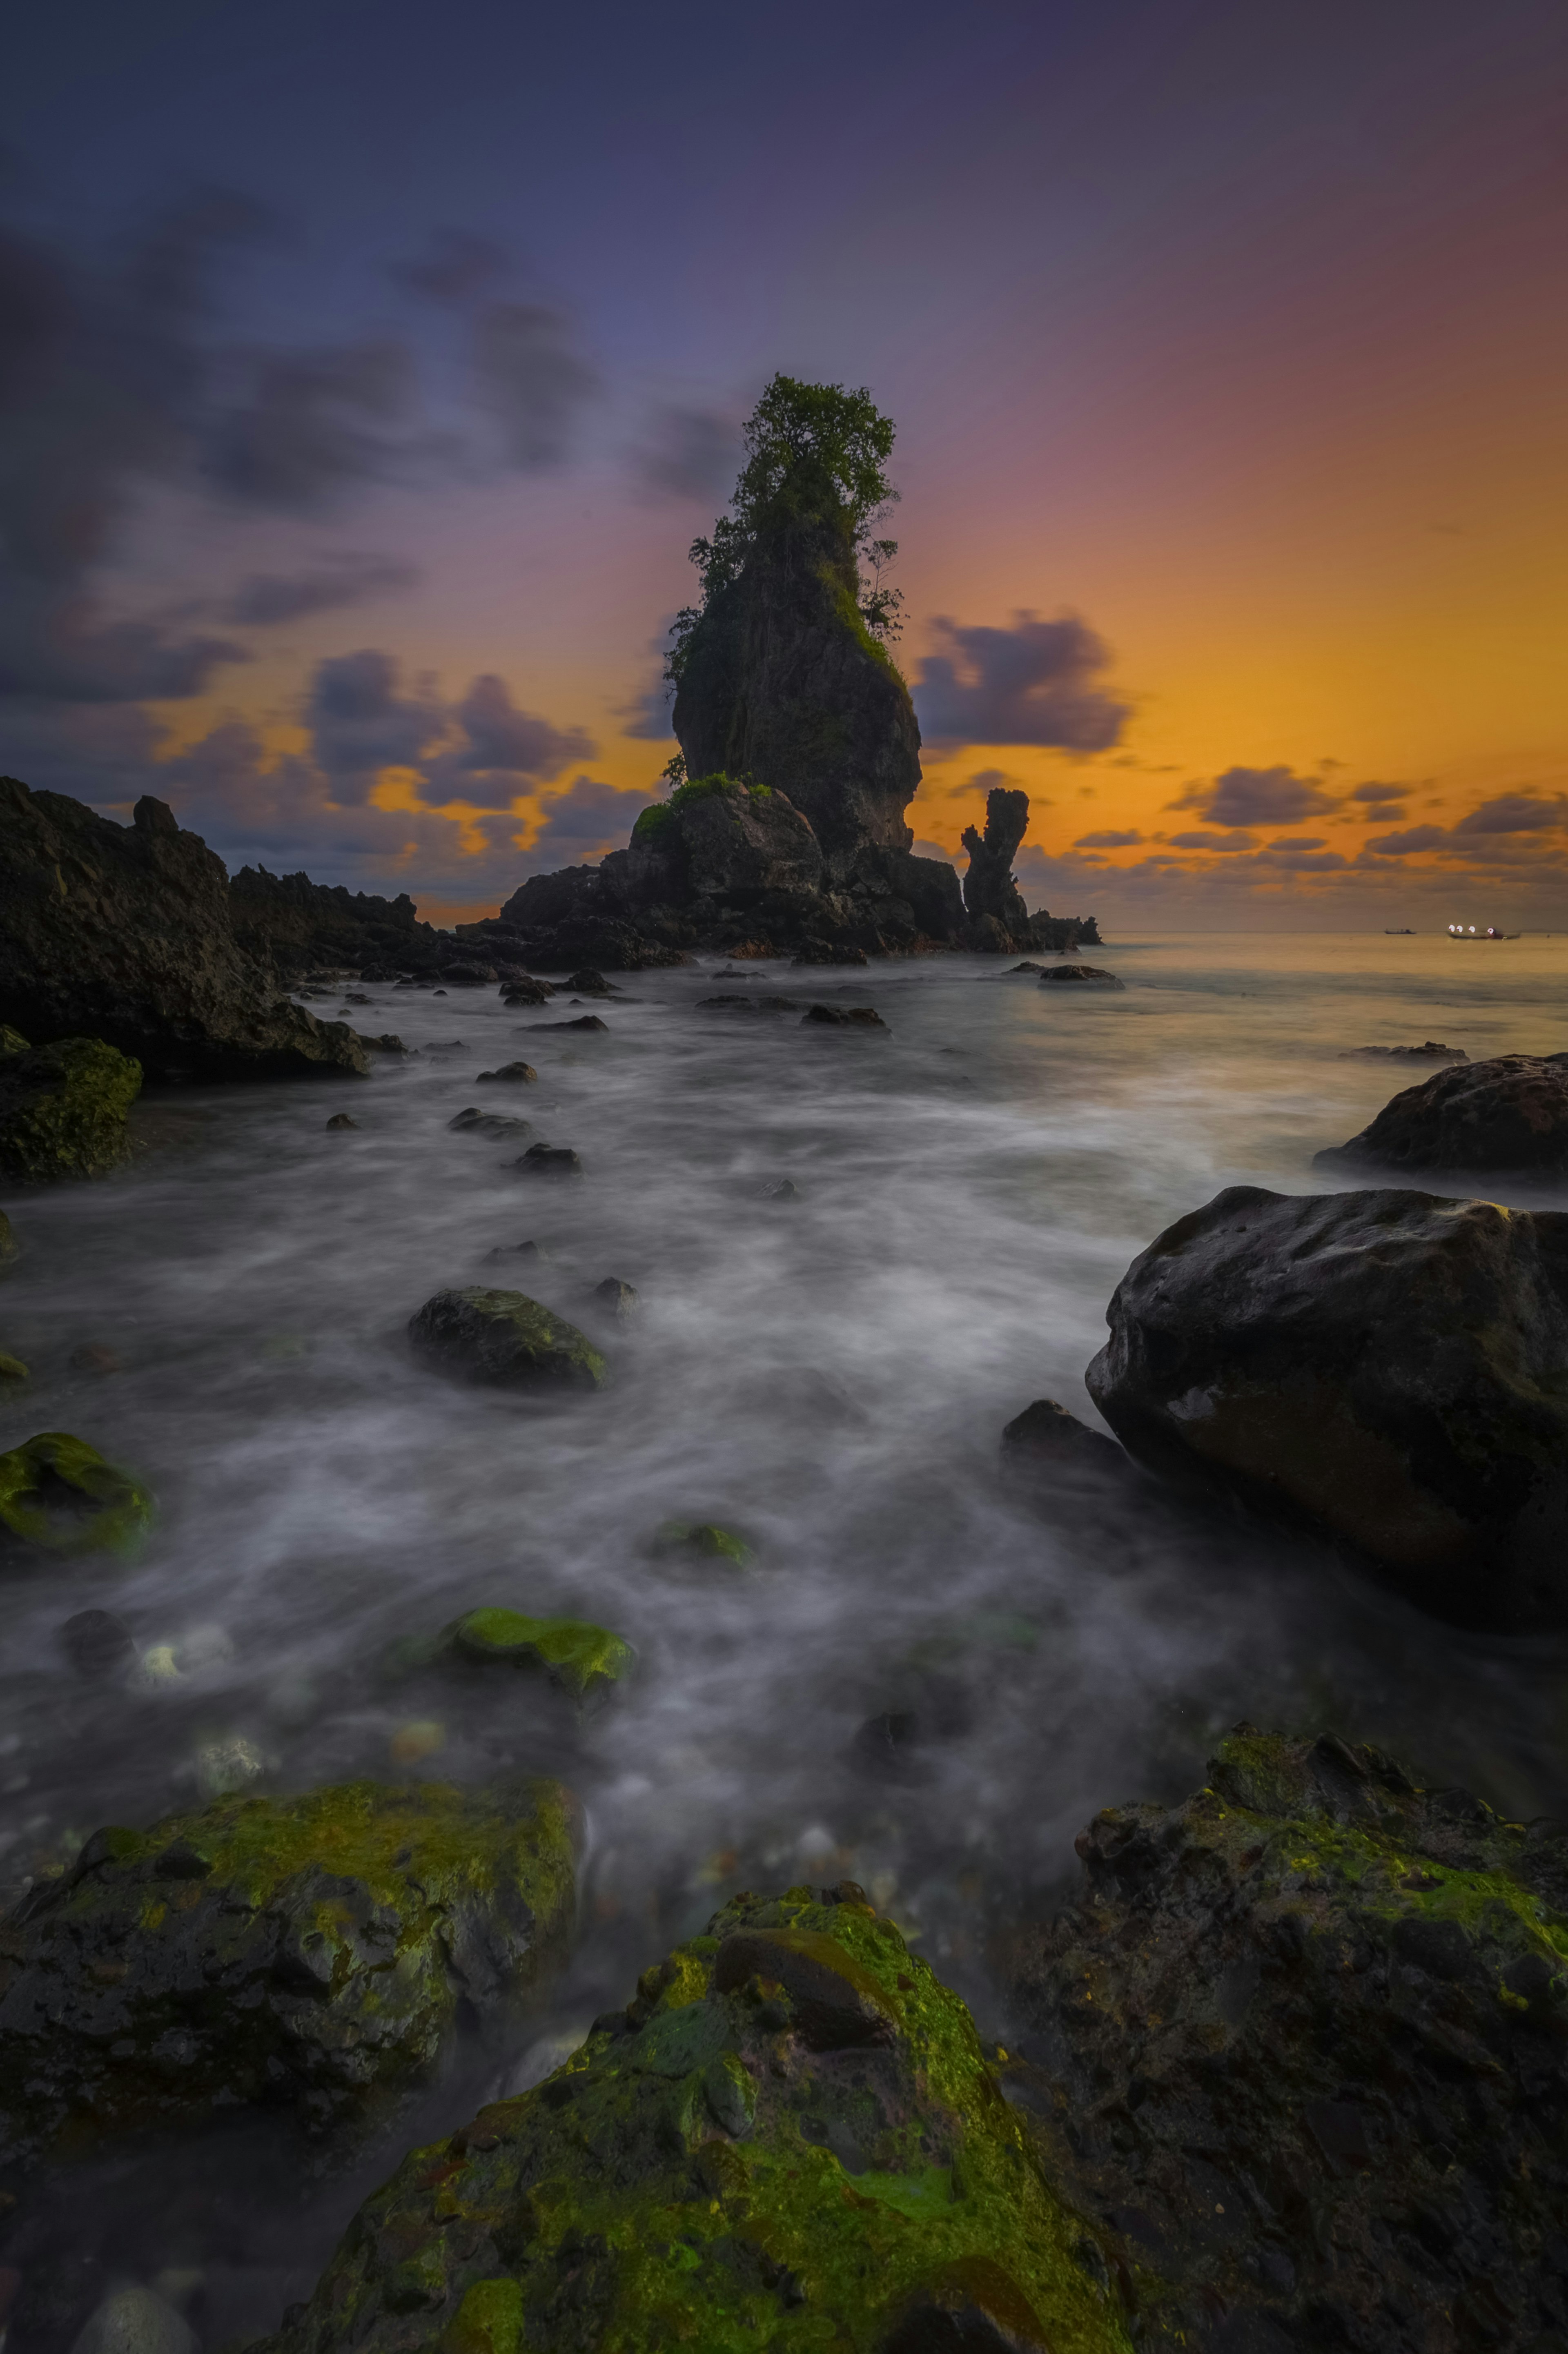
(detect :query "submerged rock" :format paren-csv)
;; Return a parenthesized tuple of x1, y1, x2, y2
(1086, 1183, 1568, 1630)
(448, 1107, 531, 1139)
(802, 1003, 886, 1028)
(1038, 964, 1124, 989)
(590, 1276, 640, 1322)
(528, 1015, 608, 1035)
(500, 976, 555, 1007)
(514, 1144, 585, 1180)
(0, 783, 369, 1083)
(0, 1777, 578, 2175)
(324, 1112, 359, 1131)
(1340, 1040, 1468, 1061)
(651, 1520, 753, 1570)
(439, 1607, 635, 1704)
(58, 1610, 136, 1682)
(476, 1061, 537, 1084)
(0, 1434, 152, 1561)
(1010, 1724, 1568, 2353)
(564, 968, 617, 996)
(1316, 1052, 1568, 1176)
(408, 1289, 607, 1390)
(0, 1037, 142, 1183)
(262, 1886, 1126, 2354)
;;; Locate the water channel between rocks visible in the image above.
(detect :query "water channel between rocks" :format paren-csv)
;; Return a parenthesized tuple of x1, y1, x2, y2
(4, 931, 1568, 2325)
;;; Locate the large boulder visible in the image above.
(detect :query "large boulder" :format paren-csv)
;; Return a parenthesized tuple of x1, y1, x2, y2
(229, 867, 448, 980)
(408, 1289, 608, 1390)
(0, 1036, 141, 1182)
(608, 777, 824, 910)
(0, 1777, 578, 2177)
(0, 781, 369, 1082)
(1085, 1184, 1568, 1630)
(260, 1886, 1127, 2354)
(673, 506, 922, 881)
(1317, 1053, 1568, 1178)
(1009, 1725, 1568, 2353)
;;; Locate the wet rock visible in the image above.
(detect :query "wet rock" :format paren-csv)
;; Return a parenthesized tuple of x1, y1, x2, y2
(0, 1209, 16, 1261)
(515, 1144, 585, 1180)
(1000, 1399, 1129, 1488)
(1085, 1183, 1568, 1630)
(366, 1033, 408, 1054)
(1340, 1040, 1468, 1061)
(590, 1276, 640, 1322)
(1009, 1724, 1568, 2354)
(699, 992, 797, 1013)
(263, 1888, 1121, 2354)
(426, 1040, 466, 1054)
(0, 1038, 142, 1184)
(229, 866, 447, 982)
(441, 962, 496, 987)
(527, 1015, 608, 1034)
(802, 1003, 886, 1027)
(500, 976, 555, 1007)
(476, 1061, 538, 1084)
(652, 1520, 753, 1570)
(0, 1776, 579, 2173)
(69, 2286, 197, 2354)
(58, 1610, 135, 1682)
(1004, 960, 1044, 975)
(564, 968, 617, 996)
(792, 940, 869, 965)
(448, 1108, 531, 1140)
(0, 1435, 153, 1561)
(766, 1176, 802, 1200)
(1038, 964, 1124, 989)
(438, 1607, 635, 1704)
(324, 1113, 359, 1131)
(1316, 1052, 1568, 1177)
(0, 1351, 28, 1381)
(0, 782, 370, 1082)
(408, 1288, 606, 1390)
(483, 1240, 548, 1268)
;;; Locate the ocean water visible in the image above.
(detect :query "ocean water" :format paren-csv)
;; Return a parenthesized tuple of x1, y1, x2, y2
(3, 930, 1568, 2322)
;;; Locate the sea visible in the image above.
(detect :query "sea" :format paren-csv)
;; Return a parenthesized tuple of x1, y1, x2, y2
(3, 929, 1566, 2324)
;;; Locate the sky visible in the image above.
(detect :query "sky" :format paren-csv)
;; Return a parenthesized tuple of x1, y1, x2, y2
(2, 0, 1565, 927)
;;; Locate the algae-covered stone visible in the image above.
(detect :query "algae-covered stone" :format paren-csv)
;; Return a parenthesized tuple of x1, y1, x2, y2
(408, 1289, 607, 1391)
(0, 1433, 152, 1559)
(0, 1037, 141, 1183)
(441, 1607, 635, 1704)
(0, 1208, 17, 1262)
(266, 1887, 1128, 2354)
(1009, 1725, 1568, 2350)
(651, 1519, 753, 1570)
(0, 1775, 579, 2175)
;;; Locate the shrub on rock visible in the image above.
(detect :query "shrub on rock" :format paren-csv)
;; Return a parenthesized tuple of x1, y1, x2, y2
(1086, 1183, 1568, 1630)
(0, 1036, 141, 1183)
(263, 1885, 1127, 2354)
(0, 1776, 578, 2174)
(408, 1289, 607, 1390)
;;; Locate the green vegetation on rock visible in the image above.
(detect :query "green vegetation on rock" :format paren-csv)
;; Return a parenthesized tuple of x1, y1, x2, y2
(408, 1289, 608, 1391)
(652, 1520, 753, 1570)
(0, 1776, 579, 2173)
(0, 1036, 142, 1183)
(0, 1432, 152, 1559)
(441, 1607, 635, 1704)
(0, 1209, 17, 1262)
(265, 1886, 1128, 2354)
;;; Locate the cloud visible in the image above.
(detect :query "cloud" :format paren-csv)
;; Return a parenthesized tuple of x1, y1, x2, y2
(391, 229, 505, 307)
(1172, 764, 1340, 828)
(437, 673, 595, 806)
(523, 773, 653, 864)
(632, 405, 741, 501)
(474, 303, 598, 468)
(618, 677, 676, 742)
(1364, 824, 1451, 855)
(1167, 829, 1258, 853)
(1074, 828, 1143, 848)
(218, 553, 420, 626)
(1351, 779, 1409, 808)
(1253, 840, 1348, 871)
(303, 648, 447, 797)
(912, 611, 1128, 751)
(205, 342, 414, 512)
(1452, 793, 1568, 835)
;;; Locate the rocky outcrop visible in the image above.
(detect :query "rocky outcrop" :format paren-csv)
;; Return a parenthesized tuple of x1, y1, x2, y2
(0, 782, 369, 1083)
(229, 867, 448, 980)
(1009, 1724, 1568, 2354)
(1317, 1053, 1568, 1178)
(1039, 965, 1123, 989)
(259, 1885, 1127, 2354)
(0, 1777, 578, 2179)
(408, 1288, 607, 1390)
(0, 1036, 141, 1182)
(961, 786, 1031, 944)
(1085, 1184, 1568, 1630)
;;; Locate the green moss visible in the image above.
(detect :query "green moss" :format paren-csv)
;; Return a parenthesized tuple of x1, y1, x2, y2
(652, 1520, 753, 1570)
(441, 2280, 523, 2354)
(0, 1431, 153, 1558)
(0, 1036, 142, 1183)
(0, 1210, 16, 1263)
(442, 1607, 636, 1703)
(0, 1028, 29, 1060)
(274, 1891, 1129, 2354)
(633, 777, 774, 845)
(0, 1352, 29, 1382)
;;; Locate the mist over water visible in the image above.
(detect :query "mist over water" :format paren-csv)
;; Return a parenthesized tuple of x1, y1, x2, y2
(5, 930, 1568, 2312)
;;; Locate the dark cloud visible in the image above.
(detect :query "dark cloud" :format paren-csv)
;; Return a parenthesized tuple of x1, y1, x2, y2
(1074, 828, 1143, 848)
(391, 229, 505, 307)
(205, 341, 413, 512)
(618, 677, 676, 741)
(1452, 794, 1568, 835)
(1364, 825, 1450, 855)
(304, 648, 446, 797)
(633, 405, 741, 502)
(474, 303, 598, 468)
(1253, 840, 1348, 871)
(913, 612, 1128, 752)
(1167, 829, 1259, 853)
(1171, 765, 1340, 828)
(1351, 779, 1409, 806)
(218, 553, 420, 626)
(524, 773, 652, 862)
(436, 673, 595, 806)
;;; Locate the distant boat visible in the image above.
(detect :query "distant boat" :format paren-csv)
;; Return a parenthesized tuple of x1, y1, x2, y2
(1447, 924, 1519, 939)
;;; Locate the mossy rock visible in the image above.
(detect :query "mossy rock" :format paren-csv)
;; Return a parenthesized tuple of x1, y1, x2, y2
(0, 1210, 16, 1264)
(0, 1776, 579, 2175)
(0, 1028, 30, 1061)
(408, 1289, 608, 1391)
(0, 1037, 142, 1183)
(0, 1432, 153, 1559)
(440, 1608, 635, 1704)
(651, 1520, 753, 1570)
(264, 1887, 1128, 2354)
(0, 1352, 29, 1382)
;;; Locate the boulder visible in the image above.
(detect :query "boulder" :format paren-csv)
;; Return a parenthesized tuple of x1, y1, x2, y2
(1009, 1725, 1568, 2353)
(0, 1777, 578, 2175)
(500, 976, 555, 1007)
(437, 1607, 635, 1704)
(1316, 1053, 1568, 1177)
(590, 1276, 640, 1321)
(1085, 1183, 1568, 1629)
(1340, 1040, 1467, 1062)
(0, 1434, 152, 1561)
(564, 968, 617, 996)
(0, 1037, 141, 1183)
(259, 1887, 1125, 2354)
(961, 786, 1031, 939)
(802, 1004, 886, 1027)
(1038, 964, 1123, 989)
(0, 782, 369, 1082)
(408, 1289, 606, 1390)
(1000, 1399, 1130, 1489)
(515, 1144, 585, 1179)
(476, 1062, 538, 1084)
(628, 778, 825, 906)
(448, 1108, 531, 1140)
